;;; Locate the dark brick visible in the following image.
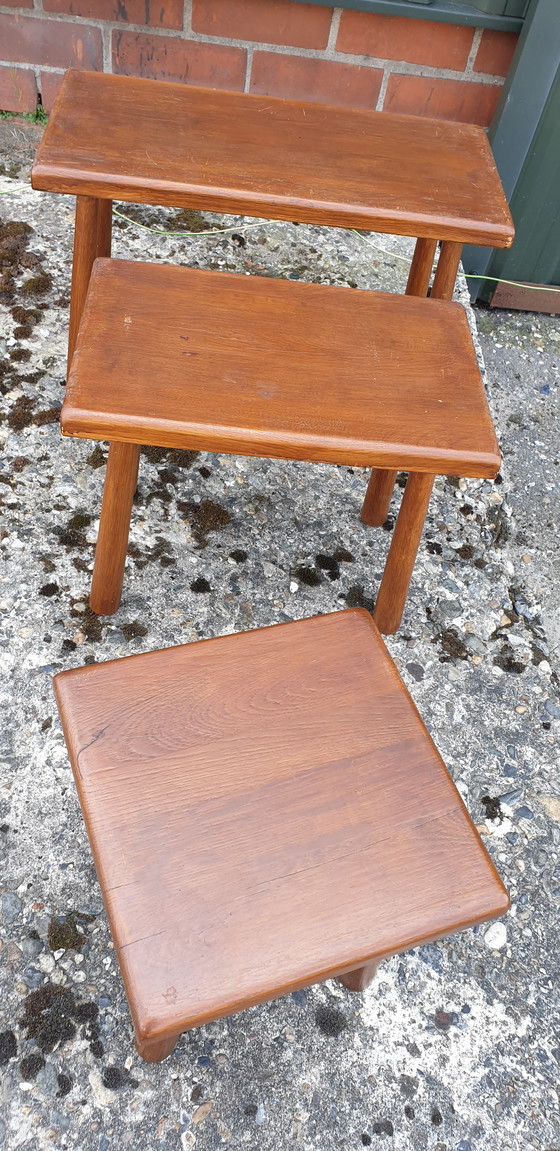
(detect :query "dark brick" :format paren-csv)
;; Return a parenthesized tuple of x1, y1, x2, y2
(43, 0, 183, 29)
(113, 30, 247, 90)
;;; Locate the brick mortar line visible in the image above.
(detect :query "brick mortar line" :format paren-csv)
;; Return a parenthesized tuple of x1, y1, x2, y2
(244, 44, 253, 94)
(325, 7, 341, 56)
(183, 0, 192, 36)
(466, 27, 484, 73)
(101, 23, 112, 73)
(0, 53, 506, 88)
(0, 56, 508, 92)
(375, 66, 391, 112)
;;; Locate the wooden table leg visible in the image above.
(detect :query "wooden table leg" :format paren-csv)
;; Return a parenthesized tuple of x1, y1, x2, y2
(360, 237, 437, 526)
(67, 195, 101, 377)
(339, 958, 380, 992)
(431, 240, 463, 300)
(406, 237, 437, 296)
(373, 471, 434, 635)
(135, 1032, 179, 1063)
(89, 441, 141, 616)
(361, 468, 398, 527)
(96, 198, 112, 259)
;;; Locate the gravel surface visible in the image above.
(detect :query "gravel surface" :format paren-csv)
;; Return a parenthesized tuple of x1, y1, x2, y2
(0, 120, 558, 1151)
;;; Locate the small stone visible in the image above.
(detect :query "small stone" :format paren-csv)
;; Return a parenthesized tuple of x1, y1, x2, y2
(22, 967, 44, 989)
(484, 922, 507, 950)
(289, 581, 298, 593)
(515, 705, 528, 714)
(192, 1101, 213, 1124)
(21, 935, 43, 960)
(88, 1069, 114, 1108)
(4, 942, 22, 963)
(515, 806, 534, 820)
(499, 789, 522, 806)
(255, 1103, 266, 1126)
(544, 698, 560, 718)
(538, 796, 560, 821)
(1, 891, 22, 923)
(35, 1060, 60, 1097)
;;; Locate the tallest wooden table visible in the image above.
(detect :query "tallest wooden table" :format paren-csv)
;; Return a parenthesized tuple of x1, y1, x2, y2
(31, 69, 514, 607)
(31, 68, 513, 355)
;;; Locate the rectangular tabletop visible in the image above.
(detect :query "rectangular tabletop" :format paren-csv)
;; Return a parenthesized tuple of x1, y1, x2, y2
(32, 69, 514, 248)
(64, 258, 501, 478)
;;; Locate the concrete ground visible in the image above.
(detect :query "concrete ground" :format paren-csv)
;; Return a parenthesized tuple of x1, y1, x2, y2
(0, 119, 558, 1151)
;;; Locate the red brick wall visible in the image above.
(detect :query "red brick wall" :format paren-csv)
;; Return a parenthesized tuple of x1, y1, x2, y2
(0, 1, 518, 125)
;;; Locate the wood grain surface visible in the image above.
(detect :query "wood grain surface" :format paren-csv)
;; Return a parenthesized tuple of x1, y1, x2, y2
(63, 258, 501, 478)
(54, 609, 509, 1043)
(31, 70, 514, 247)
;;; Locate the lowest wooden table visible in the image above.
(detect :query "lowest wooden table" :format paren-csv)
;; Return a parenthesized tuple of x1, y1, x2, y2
(54, 609, 509, 1061)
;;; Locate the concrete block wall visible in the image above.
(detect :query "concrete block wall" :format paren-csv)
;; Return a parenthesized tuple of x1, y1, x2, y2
(0, 0, 518, 125)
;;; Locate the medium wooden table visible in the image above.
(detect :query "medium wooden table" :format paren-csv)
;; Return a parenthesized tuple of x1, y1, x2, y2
(63, 259, 500, 631)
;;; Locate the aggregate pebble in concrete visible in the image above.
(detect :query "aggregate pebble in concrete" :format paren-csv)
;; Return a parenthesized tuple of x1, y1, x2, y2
(0, 124, 559, 1151)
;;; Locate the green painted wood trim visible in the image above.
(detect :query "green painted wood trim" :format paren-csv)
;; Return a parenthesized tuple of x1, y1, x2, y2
(291, 0, 526, 31)
(463, 0, 560, 297)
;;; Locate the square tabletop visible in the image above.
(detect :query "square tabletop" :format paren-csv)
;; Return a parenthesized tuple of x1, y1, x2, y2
(63, 257, 501, 478)
(54, 610, 508, 1041)
(31, 70, 514, 247)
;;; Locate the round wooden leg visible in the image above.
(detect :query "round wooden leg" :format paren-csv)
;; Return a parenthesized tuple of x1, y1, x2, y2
(96, 198, 113, 258)
(373, 471, 434, 635)
(135, 1031, 179, 1063)
(406, 237, 437, 297)
(89, 441, 141, 616)
(68, 195, 100, 377)
(430, 240, 463, 300)
(361, 468, 398, 527)
(339, 959, 380, 992)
